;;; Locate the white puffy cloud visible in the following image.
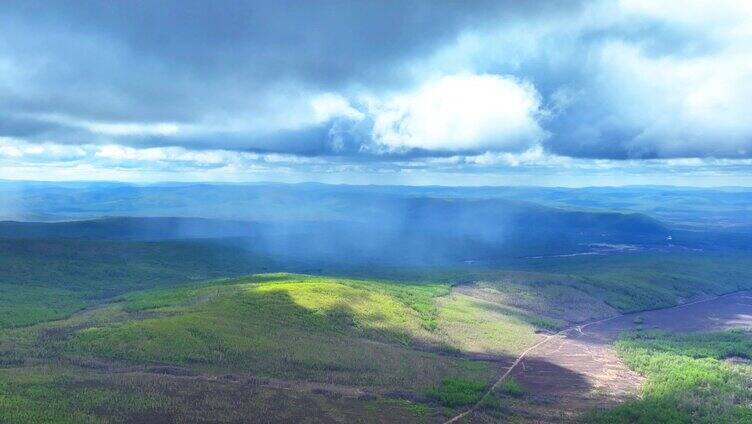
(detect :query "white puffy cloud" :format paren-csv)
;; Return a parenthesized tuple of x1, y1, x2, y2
(86, 121, 181, 136)
(0, 137, 86, 161)
(463, 145, 569, 167)
(618, 0, 752, 30)
(408, 0, 752, 160)
(368, 74, 546, 153)
(94, 145, 228, 164)
(583, 1, 752, 158)
(596, 41, 752, 158)
(310, 93, 364, 123)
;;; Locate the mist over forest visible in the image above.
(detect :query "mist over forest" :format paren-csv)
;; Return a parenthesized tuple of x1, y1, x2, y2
(1, 182, 750, 268)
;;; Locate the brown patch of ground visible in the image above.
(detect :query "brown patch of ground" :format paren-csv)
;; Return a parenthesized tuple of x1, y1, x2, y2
(724, 356, 752, 365)
(501, 331, 643, 423)
(587, 291, 752, 339)
(449, 290, 752, 423)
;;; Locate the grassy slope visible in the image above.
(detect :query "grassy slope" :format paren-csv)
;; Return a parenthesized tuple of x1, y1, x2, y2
(70, 274, 538, 388)
(0, 366, 160, 424)
(513, 252, 752, 312)
(0, 283, 86, 328)
(458, 271, 616, 324)
(589, 331, 752, 423)
(0, 273, 553, 423)
(0, 364, 436, 424)
(2, 247, 752, 422)
(0, 238, 274, 295)
(360, 251, 752, 320)
(0, 238, 273, 329)
(435, 293, 556, 354)
(322, 253, 752, 351)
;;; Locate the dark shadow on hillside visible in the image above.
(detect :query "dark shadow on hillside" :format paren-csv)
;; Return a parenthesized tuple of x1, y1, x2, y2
(462, 356, 626, 424)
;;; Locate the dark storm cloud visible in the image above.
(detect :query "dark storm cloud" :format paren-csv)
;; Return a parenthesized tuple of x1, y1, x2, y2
(0, 1, 577, 121)
(0, 114, 66, 138)
(12, 1, 552, 84)
(133, 125, 335, 156)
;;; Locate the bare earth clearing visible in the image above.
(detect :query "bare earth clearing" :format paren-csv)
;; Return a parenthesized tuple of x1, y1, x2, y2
(455, 291, 752, 423)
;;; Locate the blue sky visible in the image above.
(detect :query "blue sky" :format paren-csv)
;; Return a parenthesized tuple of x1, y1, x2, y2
(1, 0, 751, 186)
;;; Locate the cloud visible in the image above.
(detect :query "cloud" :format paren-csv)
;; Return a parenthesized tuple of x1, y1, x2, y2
(4, 136, 752, 187)
(412, 0, 752, 160)
(577, 2, 752, 159)
(1, 0, 752, 186)
(0, 1, 565, 121)
(85, 122, 181, 137)
(0, 137, 87, 162)
(310, 94, 365, 123)
(591, 40, 752, 158)
(463, 146, 563, 167)
(94, 145, 225, 165)
(367, 74, 546, 153)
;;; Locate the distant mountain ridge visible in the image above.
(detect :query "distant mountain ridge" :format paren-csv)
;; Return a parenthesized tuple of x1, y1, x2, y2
(0, 196, 672, 266)
(3, 181, 748, 266)
(1, 181, 750, 231)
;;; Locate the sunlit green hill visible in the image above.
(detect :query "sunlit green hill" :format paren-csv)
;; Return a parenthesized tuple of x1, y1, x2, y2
(70, 274, 544, 387)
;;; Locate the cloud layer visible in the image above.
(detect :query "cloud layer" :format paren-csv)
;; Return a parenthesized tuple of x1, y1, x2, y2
(1, 0, 751, 183)
(369, 74, 545, 153)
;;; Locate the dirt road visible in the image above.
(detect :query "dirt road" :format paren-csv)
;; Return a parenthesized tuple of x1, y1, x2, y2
(449, 291, 752, 423)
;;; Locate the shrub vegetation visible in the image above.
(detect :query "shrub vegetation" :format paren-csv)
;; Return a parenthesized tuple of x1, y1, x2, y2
(590, 331, 752, 423)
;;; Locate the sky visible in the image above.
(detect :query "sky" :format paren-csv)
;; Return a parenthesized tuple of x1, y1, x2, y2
(1, 0, 752, 186)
